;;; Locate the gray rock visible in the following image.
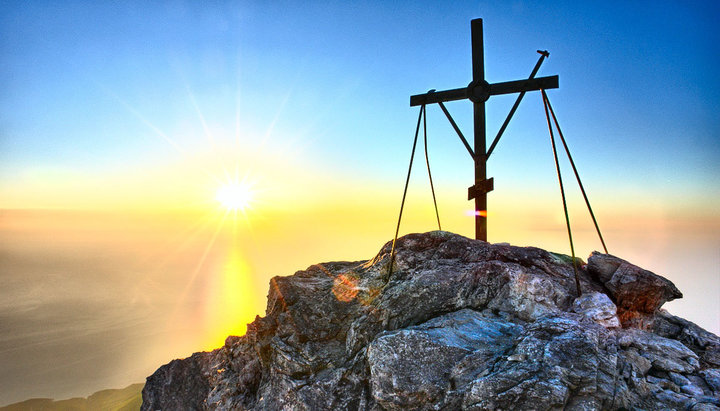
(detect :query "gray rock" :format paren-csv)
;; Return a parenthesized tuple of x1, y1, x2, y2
(462, 314, 619, 410)
(140, 231, 719, 410)
(669, 371, 692, 387)
(654, 389, 693, 408)
(572, 291, 621, 328)
(620, 347, 652, 377)
(647, 374, 681, 392)
(618, 328, 699, 373)
(683, 384, 707, 397)
(367, 309, 519, 409)
(701, 369, 720, 394)
(142, 351, 214, 411)
(653, 310, 720, 368)
(689, 401, 720, 411)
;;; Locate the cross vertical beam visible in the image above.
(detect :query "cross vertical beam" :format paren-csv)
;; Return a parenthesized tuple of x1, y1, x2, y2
(471, 19, 488, 241)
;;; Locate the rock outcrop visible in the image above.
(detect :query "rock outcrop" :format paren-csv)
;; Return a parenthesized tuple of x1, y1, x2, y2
(142, 231, 720, 410)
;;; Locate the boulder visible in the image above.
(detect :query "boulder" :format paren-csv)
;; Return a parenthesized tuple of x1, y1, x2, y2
(586, 252, 682, 327)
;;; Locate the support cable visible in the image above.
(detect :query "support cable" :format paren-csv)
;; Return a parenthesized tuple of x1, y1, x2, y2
(424, 104, 442, 231)
(388, 105, 425, 276)
(542, 91, 582, 297)
(542, 91, 609, 254)
(487, 50, 550, 159)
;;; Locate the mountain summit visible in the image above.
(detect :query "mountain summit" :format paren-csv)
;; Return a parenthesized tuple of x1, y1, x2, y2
(142, 231, 720, 410)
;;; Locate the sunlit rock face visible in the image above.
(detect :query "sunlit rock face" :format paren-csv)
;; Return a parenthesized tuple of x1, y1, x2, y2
(141, 231, 720, 410)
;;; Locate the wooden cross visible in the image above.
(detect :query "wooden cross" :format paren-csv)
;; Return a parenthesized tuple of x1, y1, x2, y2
(410, 18, 559, 242)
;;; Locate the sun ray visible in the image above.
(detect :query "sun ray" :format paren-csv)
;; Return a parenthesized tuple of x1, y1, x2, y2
(183, 82, 216, 148)
(234, 50, 244, 149)
(183, 81, 240, 189)
(141, 210, 220, 268)
(256, 80, 296, 154)
(284, 79, 360, 154)
(169, 209, 231, 320)
(151, 207, 236, 346)
(92, 78, 233, 189)
(100, 85, 186, 155)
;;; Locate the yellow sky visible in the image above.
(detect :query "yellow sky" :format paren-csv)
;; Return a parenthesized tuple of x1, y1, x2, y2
(1, 133, 718, 351)
(3, 176, 717, 345)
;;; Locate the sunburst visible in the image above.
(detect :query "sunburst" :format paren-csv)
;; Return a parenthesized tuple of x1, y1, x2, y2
(215, 181, 254, 212)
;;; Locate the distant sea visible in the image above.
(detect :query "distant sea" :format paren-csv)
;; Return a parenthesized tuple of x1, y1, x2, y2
(0, 210, 246, 406)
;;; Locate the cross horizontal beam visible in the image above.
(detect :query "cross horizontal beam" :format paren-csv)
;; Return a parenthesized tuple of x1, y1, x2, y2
(468, 177, 494, 200)
(410, 75, 559, 107)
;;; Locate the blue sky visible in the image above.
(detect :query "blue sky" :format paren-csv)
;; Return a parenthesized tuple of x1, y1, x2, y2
(2, 1, 718, 203)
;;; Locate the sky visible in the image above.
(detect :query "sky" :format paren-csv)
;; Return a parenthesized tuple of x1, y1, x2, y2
(1, 0, 719, 405)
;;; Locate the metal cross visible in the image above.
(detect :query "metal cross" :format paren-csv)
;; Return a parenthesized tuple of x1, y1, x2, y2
(410, 18, 559, 241)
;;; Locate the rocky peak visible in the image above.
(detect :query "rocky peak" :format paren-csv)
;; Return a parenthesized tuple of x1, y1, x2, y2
(142, 231, 720, 410)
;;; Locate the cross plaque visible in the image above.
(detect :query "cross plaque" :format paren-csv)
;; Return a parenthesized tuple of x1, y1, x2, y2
(410, 18, 559, 241)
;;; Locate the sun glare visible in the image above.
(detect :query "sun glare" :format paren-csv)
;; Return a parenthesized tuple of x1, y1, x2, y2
(216, 182, 253, 211)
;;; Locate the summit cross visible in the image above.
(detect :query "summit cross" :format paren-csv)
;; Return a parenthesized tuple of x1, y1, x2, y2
(410, 18, 559, 242)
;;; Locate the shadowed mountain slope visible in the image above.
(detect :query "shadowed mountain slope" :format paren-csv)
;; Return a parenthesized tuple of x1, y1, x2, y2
(1, 383, 142, 411)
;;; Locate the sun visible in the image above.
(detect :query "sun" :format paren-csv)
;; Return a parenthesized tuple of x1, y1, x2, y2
(215, 182, 254, 211)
